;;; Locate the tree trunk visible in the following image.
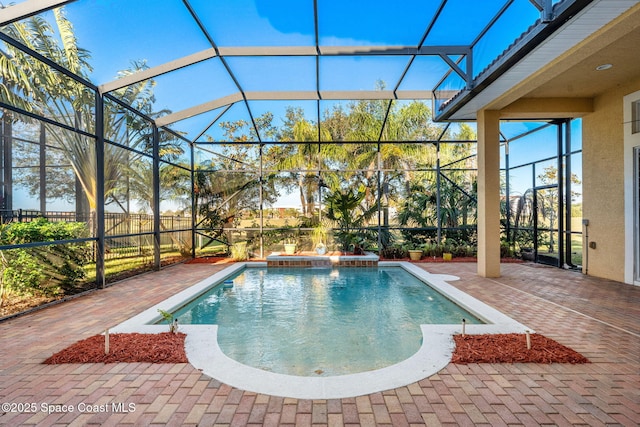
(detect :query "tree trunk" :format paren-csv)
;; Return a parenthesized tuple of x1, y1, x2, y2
(1, 114, 13, 216)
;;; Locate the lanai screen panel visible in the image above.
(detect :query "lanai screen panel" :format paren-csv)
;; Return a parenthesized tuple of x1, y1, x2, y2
(62, 0, 213, 84)
(1, 0, 554, 143)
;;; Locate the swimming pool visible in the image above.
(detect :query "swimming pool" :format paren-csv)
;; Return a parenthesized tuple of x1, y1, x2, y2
(114, 262, 531, 399)
(169, 266, 483, 376)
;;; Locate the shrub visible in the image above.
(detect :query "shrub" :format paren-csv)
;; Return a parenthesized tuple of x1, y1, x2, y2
(422, 241, 445, 257)
(1, 249, 47, 296)
(0, 218, 91, 301)
(230, 241, 249, 261)
(380, 245, 406, 259)
(500, 242, 515, 258)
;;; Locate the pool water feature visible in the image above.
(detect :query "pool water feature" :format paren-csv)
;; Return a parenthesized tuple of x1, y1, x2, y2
(114, 262, 531, 399)
(170, 267, 483, 376)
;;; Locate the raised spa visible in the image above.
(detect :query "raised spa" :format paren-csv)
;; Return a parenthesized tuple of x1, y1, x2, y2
(162, 266, 483, 376)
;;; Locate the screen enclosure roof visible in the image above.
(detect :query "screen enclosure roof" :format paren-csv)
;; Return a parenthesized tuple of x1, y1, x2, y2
(1, 0, 635, 142)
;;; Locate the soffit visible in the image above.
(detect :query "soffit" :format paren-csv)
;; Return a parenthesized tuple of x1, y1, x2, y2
(519, 11, 640, 100)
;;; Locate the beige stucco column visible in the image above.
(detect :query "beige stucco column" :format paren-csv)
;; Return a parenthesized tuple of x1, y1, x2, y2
(476, 109, 501, 277)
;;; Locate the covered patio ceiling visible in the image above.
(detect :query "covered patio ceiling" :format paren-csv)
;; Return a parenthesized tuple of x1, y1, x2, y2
(0, 0, 634, 142)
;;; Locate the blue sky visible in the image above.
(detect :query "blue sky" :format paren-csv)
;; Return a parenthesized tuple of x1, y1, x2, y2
(7, 0, 572, 211)
(44, 0, 545, 142)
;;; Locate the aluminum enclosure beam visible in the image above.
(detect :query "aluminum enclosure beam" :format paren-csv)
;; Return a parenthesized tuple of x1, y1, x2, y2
(100, 48, 217, 94)
(0, 0, 75, 25)
(155, 93, 244, 127)
(99, 45, 470, 93)
(155, 90, 435, 127)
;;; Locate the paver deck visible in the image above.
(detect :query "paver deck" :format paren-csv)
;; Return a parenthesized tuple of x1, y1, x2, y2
(1, 261, 638, 426)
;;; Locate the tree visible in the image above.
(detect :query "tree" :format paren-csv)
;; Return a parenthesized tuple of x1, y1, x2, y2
(265, 107, 342, 218)
(348, 100, 443, 227)
(324, 185, 377, 252)
(0, 9, 168, 232)
(193, 113, 279, 249)
(536, 165, 581, 252)
(396, 123, 478, 244)
(8, 122, 77, 204)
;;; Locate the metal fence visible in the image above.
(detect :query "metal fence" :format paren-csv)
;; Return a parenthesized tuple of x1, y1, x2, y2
(0, 209, 193, 260)
(0, 209, 190, 230)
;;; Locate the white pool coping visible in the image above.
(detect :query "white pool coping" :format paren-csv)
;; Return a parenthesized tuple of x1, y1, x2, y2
(112, 261, 531, 399)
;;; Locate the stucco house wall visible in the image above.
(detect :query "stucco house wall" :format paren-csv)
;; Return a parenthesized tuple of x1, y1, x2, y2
(581, 75, 640, 282)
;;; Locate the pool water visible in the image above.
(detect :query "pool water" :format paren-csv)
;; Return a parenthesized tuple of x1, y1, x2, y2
(171, 267, 483, 376)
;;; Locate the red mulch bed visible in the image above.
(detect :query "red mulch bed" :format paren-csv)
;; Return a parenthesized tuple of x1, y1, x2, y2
(451, 333, 590, 364)
(43, 332, 188, 364)
(43, 332, 588, 366)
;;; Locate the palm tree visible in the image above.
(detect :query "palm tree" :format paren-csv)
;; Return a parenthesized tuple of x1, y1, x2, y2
(345, 100, 442, 228)
(324, 185, 378, 252)
(267, 107, 343, 218)
(0, 8, 164, 235)
(396, 124, 478, 244)
(508, 188, 535, 249)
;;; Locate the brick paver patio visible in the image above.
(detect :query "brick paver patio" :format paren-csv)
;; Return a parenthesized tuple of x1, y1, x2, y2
(1, 262, 638, 426)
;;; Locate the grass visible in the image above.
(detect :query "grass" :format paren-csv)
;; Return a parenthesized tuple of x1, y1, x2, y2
(84, 244, 193, 282)
(536, 233, 583, 266)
